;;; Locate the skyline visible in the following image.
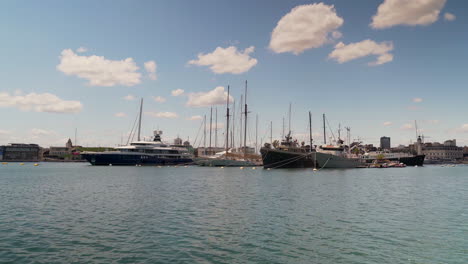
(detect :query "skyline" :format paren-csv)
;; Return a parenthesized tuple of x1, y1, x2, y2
(1, 0, 467, 147)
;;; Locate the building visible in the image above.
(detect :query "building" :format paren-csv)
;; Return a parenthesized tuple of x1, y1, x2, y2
(0, 143, 40, 161)
(46, 138, 80, 160)
(422, 139, 463, 161)
(380, 136, 391, 150)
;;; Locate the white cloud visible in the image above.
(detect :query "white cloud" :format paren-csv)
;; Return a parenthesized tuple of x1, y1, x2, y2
(186, 86, 234, 108)
(57, 49, 141, 87)
(413, 97, 423, 103)
(0, 92, 82, 113)
(145, 111, 178, 118)
(188, 46, 257, 74)
(371, 0, 447, 29)
(31, 128, 57, 137)
(186, 115, 203, 121)
(171, 89, 184, 96)
(114, 112, 127, 117)
(76, 47, 87, 53)
(144, 60, 157, 80)
(269, 3, 344, 54)
(123, 94, 136, 101)
(457, 124, 468, 133)
(76, 47, 88, 53)
(328, 40, 394, 66)
(383, 121, 393, 126)
(444, 12, 456, 21)
(153, 96, 166, 103)
(0, 129, 12, 135)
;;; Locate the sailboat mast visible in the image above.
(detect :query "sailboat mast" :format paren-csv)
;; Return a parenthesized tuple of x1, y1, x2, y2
(244, 80, 248, 156)
(239, 94, 243, 151)
(232, 99, 235, 149)
(270, 121, 273, 144)
(225, 86, 230, 153)
(215, 107, 218, 149)
(309, 111, 313, 150)
(323, 113, 326, 144)
(203, 115, 206, 155)
(209, 107, 213, 152)
(288, 103, 291, 134)
(137, 98, 143, 141)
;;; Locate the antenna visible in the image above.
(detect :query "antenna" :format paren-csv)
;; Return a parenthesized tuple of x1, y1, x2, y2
(137, 98, 143, 141)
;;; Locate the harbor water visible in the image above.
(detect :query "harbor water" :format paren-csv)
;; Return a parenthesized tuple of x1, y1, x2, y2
(0, 163, 466, 263)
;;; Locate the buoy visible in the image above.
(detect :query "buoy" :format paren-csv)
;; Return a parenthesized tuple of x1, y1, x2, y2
(220, 166, 224, 169)
(20, 163, 25, 165)
(252, 167, 256, 170)
(34, 163, 39, 166)
(184, 166, 188, 168)
(2, 162, 7, 165)
(267, 168, 271, 170)
(313, 168, 318, 171)
(109, 164, 113, 166)
(240, 167, 244, 170)
(414, 165, 418, 168)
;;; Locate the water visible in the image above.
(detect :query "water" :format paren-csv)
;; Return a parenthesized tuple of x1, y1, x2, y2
(0, 163, 466, 264)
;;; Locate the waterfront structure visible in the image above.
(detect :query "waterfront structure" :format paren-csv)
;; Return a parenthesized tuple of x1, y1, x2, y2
(0, 143, 40, 161)
(47, 138, 79, 160)
(380, 136, 391, 150)
(422, 139, 463, 161)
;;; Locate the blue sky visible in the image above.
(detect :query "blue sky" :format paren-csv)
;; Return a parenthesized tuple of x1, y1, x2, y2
(0, 0, 467, 148)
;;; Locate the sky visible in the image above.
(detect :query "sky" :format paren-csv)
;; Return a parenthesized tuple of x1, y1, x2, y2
(0, 0, 467, 148)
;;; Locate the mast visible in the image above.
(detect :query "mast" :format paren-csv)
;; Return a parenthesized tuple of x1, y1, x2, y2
(209, 107, 213, 153)
(288, 103, 291, 135)
(203, 115, 206, 155)
(137, 98, 143, 141)
(239, 94, 243, 151)
(244, 80, 248, 157)
(323, 113, 326, 144)
(309, 111, 313, 150)
(215, 107, 218, 149)
(282, 117, 285, 139)
(414, 120, 419, 139)
(270, 121, 273, 144)
(232, 99, 235, 149)
(225, 86, 230, 153)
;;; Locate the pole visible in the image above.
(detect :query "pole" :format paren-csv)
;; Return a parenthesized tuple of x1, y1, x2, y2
(232, 100, 235, 149)
(137, 98, 143, 141)
(203, 114, 206, 155)
(215, 107, 218, 149)
(288, 103, 291, 134)
(309, 111, 313, 150)
(209, 107, 213, 153)
(323, 113, 326, 145)
(239, 94, 243, 152)
(225, 86, 230, 153)
(270, 121, 273, 144)
(244, 80, 248, 157)
(282, 117, 285, 139)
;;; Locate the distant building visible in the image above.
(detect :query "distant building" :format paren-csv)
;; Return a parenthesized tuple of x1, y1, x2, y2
(380, 136, 391, 150)
(422, 139, 463, 161)
(0, 143, 40, 161)
(47, 138, 79, 160)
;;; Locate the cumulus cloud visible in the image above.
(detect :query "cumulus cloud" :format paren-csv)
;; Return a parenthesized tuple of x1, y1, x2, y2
(57, 49, 141, 87)
(188, 46, 257, 74)
(145, 111, 178, 118)
(0, 92, 82, 113)
(186, 115, 203, 121)
(383, 121, 393, 126)
(413, 97, 423, 103)
(123, 94, 136, 101)
(144, 60, 157, 80)
(114, 112, 127, 117)
(269, 3, 344, 54)
(76, 47, 87, 53)
(153, 96, 166, 103)
(171, 89, 184, 96)
(371, 0, 447, 29)
(328, 40, 394, 66)
(444, 12, 456, 21)
(186, 86, 234, 107)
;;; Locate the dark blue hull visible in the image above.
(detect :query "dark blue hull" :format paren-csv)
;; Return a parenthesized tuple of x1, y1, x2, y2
(81, 153, 193, 166)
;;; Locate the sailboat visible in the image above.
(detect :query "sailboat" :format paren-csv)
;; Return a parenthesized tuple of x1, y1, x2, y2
(196, 82, 260, 167)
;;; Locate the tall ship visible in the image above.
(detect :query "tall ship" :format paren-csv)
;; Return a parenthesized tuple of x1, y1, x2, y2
(81, 99, 193, 166)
